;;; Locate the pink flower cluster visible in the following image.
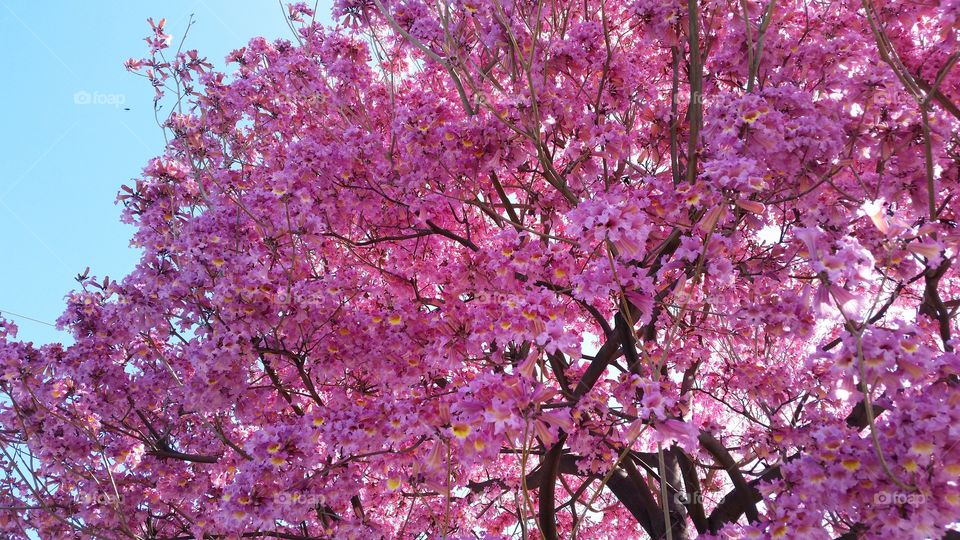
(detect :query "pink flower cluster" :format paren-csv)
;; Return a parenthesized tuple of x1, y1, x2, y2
(1, 0, 959, 538)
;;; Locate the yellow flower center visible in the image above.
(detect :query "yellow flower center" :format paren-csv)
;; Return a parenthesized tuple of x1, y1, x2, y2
(451, 423, 471, 439)
(911, 441, 935, 455)
(840, 458, 861, 472)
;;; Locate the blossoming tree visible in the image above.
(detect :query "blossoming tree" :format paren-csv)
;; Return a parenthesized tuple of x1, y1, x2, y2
(2, 0, 959, 538)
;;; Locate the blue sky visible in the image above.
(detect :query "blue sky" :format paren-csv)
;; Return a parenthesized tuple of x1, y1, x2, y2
(0, 1, 332, 345)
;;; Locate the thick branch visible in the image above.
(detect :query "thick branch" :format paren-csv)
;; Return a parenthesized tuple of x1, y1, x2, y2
(699, 431, 760, 525)
(707, 460, 785, 532)
(538, 439, 567, 540)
